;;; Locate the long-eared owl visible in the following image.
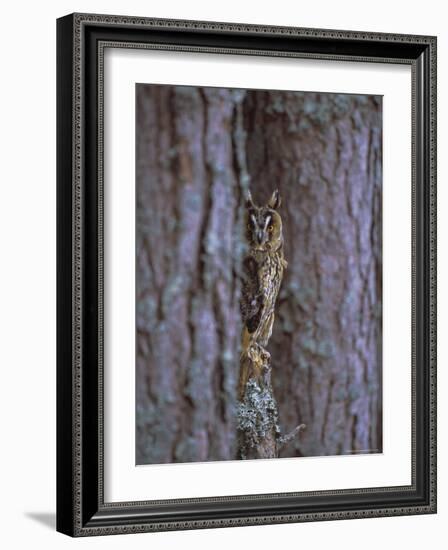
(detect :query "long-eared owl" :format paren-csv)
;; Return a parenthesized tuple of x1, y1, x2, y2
(240, 189, 287, 359)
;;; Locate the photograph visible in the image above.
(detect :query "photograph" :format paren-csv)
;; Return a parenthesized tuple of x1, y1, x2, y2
(135, 83, 383, 465)
(54, 7, 437, 539)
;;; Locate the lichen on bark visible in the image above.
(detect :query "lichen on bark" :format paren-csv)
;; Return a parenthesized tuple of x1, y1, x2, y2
(237, 325, 304, 460)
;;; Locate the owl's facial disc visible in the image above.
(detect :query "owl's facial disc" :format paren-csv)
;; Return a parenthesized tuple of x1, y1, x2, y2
(257, 215, 271, 246)
(248, 210, 274, 250)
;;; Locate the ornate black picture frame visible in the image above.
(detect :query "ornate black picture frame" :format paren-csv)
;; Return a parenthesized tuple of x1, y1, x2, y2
(57, 13, 437, 537)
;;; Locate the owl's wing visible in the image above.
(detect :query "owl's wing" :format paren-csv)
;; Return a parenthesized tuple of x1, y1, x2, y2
(240, 256, 263, 334)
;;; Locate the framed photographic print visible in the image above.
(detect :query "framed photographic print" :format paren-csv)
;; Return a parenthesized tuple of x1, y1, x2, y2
(56, 13, 437, 536)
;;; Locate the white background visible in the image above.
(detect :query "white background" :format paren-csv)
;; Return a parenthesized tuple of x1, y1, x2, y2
(105, 50, 412, 501)
(0, 1, 445, 549)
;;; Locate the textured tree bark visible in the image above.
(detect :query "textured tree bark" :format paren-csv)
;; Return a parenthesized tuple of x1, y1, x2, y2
(237, 342, 280, 459)
(243, 91, 383, 457)
(136, 86, 382, 464)
(136, 86, 248, 464)
(237, 343, 305, 459)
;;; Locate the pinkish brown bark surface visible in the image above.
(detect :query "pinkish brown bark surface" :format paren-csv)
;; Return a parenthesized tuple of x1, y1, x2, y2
(136, 85, 382, 464)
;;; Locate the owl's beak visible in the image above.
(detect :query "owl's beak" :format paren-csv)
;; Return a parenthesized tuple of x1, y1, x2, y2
(257, 231, 264, 245)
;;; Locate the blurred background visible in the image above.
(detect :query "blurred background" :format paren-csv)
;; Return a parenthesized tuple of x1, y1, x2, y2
(136, 84, 382, 464)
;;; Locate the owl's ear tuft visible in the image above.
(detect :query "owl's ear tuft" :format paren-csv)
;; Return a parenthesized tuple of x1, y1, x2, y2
(268, 189, 281, 210)
(246, 190, 255, 210)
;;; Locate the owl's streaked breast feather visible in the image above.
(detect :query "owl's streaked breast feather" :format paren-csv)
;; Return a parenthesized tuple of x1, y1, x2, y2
(240, 256, 263, 333)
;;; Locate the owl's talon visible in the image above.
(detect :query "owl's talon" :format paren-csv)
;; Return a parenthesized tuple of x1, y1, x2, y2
(260, 347, 270, 362)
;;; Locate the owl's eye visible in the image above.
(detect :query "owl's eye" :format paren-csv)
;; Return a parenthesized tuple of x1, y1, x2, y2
(268, 224, 274, 232)
(247, 223, 252, 230)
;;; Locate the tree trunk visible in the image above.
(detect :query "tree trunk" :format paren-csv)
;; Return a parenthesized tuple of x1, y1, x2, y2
(243, 91, 382, 457)
(237, 343, 304, 459)
(136, 86, 382, 464)
(136, 85, 248, 464)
